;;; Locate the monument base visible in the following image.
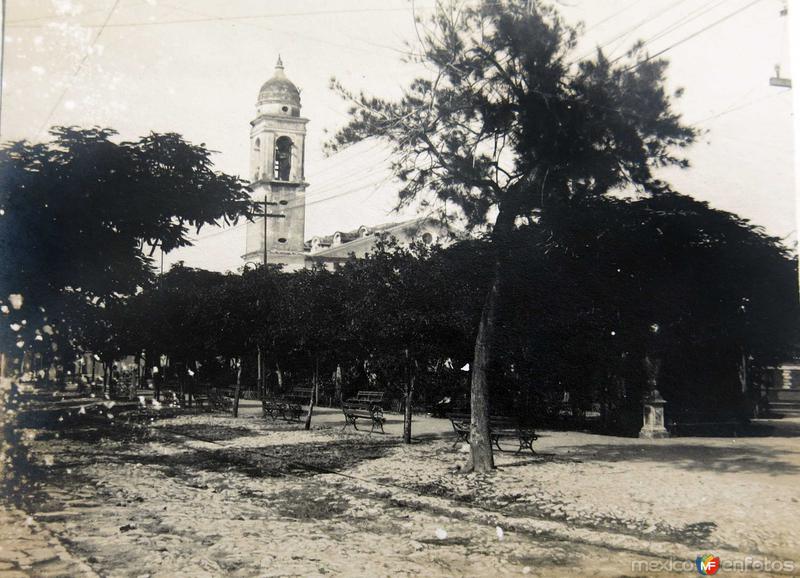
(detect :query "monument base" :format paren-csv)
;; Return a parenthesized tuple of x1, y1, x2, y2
(638, 427, 671, 439)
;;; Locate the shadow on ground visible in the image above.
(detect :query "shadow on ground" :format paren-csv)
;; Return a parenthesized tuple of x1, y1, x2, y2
(61, 433, 401, 483)
(560, 442, 800, 475)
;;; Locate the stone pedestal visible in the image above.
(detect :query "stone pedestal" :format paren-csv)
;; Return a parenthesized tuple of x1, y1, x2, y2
(639, 389, 670, 439)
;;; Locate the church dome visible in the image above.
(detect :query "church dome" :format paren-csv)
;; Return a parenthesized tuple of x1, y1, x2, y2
(258, 56, 301, 109)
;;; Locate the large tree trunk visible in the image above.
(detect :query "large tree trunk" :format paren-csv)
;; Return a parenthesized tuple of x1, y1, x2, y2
(466, 272, 499, 472)
(465, 206, 516, 473)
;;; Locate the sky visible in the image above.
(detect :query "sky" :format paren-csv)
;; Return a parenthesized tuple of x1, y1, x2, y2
(1, 0, 796, 272)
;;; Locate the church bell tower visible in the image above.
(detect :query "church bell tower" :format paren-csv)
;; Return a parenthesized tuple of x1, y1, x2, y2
(243, 56, 308, 270)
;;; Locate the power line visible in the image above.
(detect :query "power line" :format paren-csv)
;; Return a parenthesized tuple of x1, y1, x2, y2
(607, 0, 729, 62)
(626, 0, 766, 71)
(34, 0, 121, 139)
(574, 0, 692, 63)
(302, 152, 395, 197)
(7, 5, 437, 29)
(186, 171, 398, 243)
(605, 0, 714, 60)
(583, 0, 645, 33)
(8, 1, 427, 59)
(690, 87, 791, 125)
(153, 1, 421, 59)
(185, 166, 399, 244)
(5, 0, 148, 26)
(307, 138, 387, 180)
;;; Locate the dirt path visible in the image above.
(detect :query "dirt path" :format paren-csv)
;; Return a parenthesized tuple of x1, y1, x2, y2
(3, 387, 799, 576)
(0, 504, 101, 577)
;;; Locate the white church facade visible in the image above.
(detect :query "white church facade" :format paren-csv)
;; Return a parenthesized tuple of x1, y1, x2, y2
(241, 58, 449, 272)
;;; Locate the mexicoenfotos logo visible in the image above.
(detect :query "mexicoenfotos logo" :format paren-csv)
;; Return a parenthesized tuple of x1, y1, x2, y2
(696, 554, 721, 575)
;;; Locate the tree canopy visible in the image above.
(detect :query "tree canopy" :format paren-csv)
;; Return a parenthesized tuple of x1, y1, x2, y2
(329, 0, 698, 471)
(0, 127, 251, 304)
(0, 127, 253, 375)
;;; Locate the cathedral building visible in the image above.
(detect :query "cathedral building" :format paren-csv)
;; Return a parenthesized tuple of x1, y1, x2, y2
(242, 58, 449, 272)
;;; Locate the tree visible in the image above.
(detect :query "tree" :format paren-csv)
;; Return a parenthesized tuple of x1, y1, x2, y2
(495, 193, 798, 429)
(270, 267, 345, 428)
(329, 0, 695, 470)
(338, 237, 473, 442)
(0, 127, 252, 376)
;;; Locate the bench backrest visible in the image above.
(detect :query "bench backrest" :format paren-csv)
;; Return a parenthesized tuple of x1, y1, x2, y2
(355, 390, 384, 403)
(342, 400, 372, 411)
(448, 413, 520, 428)
(287, 387, 314, 401)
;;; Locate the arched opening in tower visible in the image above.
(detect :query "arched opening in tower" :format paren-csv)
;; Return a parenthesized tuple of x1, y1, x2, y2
(274, 136, 293, 181)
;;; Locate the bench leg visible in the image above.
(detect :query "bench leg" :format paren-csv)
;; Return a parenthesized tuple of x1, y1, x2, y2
(492, 436, 504, 453)
(452, 430, 469, 448)
(341, 415, 357, 432)
(516, 436, 537, 455)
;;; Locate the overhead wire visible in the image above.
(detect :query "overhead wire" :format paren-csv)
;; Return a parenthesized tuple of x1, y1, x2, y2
(34, 0, 121, 139)
(184, 168, 398, 243)
(582, 0, 645, 33)
(17, 0, 782, 253)
(7, 5, 438, 29)
(608, 0, 730, 62)
(625, 0, 766, 71)
(573, 0, 692, 63)
(690, 88, 791, 126)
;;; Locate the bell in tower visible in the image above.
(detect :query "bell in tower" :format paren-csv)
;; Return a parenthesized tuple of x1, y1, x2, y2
(243, 56, 308, 271)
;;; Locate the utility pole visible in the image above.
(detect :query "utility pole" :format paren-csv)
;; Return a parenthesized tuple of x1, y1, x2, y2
(256, 193, 286, 267)
(770, 0, 800, 304)
(253, 194, 285, 398)
(770, 64, 792, 88)
(770, 2, 792, 88)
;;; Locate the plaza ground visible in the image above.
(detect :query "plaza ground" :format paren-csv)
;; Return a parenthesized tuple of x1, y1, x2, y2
(1, 385, 799, 577)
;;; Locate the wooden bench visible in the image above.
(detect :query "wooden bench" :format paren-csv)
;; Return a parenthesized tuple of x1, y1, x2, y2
(447, 413, 538, 454)
(351, 390, 384, 408)
(341, 400, 385, 433)
(208, 388, 234, 413)
(262, 386, 313, 422)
